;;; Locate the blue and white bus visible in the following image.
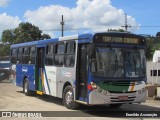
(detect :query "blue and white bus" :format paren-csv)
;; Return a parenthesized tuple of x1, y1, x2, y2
(10, 32, 147, 109)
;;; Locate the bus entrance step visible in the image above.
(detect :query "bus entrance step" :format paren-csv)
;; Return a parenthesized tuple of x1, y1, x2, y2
(36, 91, 43, 95)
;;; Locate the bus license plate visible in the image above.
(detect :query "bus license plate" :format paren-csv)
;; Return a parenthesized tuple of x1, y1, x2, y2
(118, 96, 128, 100)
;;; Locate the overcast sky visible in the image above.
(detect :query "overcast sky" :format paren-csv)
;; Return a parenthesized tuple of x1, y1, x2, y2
(0, 0, 160, 38)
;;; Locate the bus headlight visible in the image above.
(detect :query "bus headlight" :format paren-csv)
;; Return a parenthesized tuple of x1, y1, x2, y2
(142, 88, 146, 92)
(96, 87, 108, 95)
(91, 82, 97, 89)
(138, 90, 142, 94)
(101, 89, 108, 95)
(138, 88, 146, 94)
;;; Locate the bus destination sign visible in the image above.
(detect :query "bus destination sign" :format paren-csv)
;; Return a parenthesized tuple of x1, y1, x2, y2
(93, 34, 144, 44)
(102, 36, 140, 44)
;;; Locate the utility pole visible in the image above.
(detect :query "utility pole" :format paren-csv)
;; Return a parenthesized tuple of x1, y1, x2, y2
(121, 14, 131, 32)
(60, 15, 65, 37)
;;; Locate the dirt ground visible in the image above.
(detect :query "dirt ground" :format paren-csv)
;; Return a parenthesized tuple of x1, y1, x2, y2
(0, 79, 160, 120)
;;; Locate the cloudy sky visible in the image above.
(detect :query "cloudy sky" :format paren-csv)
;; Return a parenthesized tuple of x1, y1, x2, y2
(0, 0, 160, 38)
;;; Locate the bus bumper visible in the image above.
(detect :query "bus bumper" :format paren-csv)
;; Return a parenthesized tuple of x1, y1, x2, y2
(88, 88, 147, 105)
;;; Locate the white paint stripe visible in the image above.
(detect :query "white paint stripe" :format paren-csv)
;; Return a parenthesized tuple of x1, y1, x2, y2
(0, 61, 10, 63)
(59, 34, 78, 41)
(43, 70, 49, 95)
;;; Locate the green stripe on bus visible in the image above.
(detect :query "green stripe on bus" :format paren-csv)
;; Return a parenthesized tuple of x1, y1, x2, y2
(98, 82, 130, 92)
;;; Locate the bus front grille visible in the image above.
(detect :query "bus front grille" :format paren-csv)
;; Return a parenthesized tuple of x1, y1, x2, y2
(110, 96, 135, 103)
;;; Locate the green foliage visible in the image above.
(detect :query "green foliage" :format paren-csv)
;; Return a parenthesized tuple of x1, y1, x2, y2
(42, 34, 51, 39)
(0, 22, 51, 56)
(146, 37, 160, 60)
(146, 44, 156, 60)
(156, 32, 160, 37)
(2, 29, 15, 44)
(2, 22, 51, 44)
(0, 44, 10, 57)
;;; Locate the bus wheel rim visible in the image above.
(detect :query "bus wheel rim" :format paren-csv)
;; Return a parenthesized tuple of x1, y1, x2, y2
(65, 91, 73, 105)
(24, 82, 27, 93)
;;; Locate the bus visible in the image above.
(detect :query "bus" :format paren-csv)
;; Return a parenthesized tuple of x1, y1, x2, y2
(10, 32, 147, 109)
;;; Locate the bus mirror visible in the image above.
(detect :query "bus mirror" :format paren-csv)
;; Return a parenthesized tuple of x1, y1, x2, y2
(88, 44, 94, 58)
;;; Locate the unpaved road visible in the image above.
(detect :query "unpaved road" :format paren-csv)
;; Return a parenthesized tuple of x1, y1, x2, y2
(0, 79, 160, 120)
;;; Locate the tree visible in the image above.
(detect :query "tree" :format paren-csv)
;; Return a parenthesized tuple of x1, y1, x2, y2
(0, 22, 51, 56)
(2, 22, 51, 44)
(2, 29, 15, 44)
(42, 34, 51, 39)
(146, 45, 155, 60)
(156, 32, 160, 38)
(0, 44, 10, 57)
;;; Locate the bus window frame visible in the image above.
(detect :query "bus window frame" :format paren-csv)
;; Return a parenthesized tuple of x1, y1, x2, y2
(11, 48, 17, 64)
(23, 47, 30, 64)
(17, 47, 24, 64)
(54, 42, 65, 67)
(29, 46, 36, 64)
(64, 41, 76, 67)
(45, 43, 55, 66)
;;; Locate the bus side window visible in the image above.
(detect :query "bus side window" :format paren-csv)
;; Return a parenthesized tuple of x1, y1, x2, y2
(46, 44, 54, 65)
(54, 42, 64, 66)
(11, 48, 17, 64)
(17, 47, 24, 64)
(30, 46, 35, 64)
(23, 47, 30, 64)
(64, 42, 75, 67)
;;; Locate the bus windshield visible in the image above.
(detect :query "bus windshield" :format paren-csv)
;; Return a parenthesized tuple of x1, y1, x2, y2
(91, 47, 146, 78)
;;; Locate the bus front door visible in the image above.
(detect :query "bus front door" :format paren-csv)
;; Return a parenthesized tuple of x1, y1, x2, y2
(35, 47, 45, 94)
(77, 44, 88, 102)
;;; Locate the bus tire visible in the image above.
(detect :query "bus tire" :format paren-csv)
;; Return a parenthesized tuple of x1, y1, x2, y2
(63, 85, 79, 109)
(23, 78, 32, 96)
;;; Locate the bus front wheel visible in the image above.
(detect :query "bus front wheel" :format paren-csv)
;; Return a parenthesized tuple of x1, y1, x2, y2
(23, 78, 32, 96)
(63, 85, 79, 109)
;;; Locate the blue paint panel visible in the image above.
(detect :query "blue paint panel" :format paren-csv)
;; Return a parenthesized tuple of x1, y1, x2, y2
(11, 38, 58, 49)
(16, 64, 23, 87)
(78, 33, 93, 39)
(16, 64, 35, 91)
(79, 97, 88, 102)
(78, 33, 93, 44)
(78, 39, 91, 44)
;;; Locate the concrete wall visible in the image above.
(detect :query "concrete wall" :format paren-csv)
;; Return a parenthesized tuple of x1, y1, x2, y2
(147, 61, 160, 85)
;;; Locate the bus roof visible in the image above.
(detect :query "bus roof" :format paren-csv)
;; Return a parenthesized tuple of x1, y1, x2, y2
(10, 32, 144, 48)
(10, 33, 94, 48)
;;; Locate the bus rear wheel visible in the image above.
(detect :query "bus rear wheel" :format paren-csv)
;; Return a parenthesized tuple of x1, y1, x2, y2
(23, 78, 32, 96)
(63, 85, 79, 109)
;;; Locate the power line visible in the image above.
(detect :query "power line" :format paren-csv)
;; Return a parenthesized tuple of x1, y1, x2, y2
(133, 26, 160, 27)
(44, 25, 160, 32)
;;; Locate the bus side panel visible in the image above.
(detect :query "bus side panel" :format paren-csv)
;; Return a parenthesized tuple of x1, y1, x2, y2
(57, 67, 76, 99)
(16, 64, 23, 87)
(27, 65, 36, 91)
(44, 66, 57, 96)
(16, 64, 35, 91)
(42, 66, 63, 97)
(10, 64, 16, 84)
